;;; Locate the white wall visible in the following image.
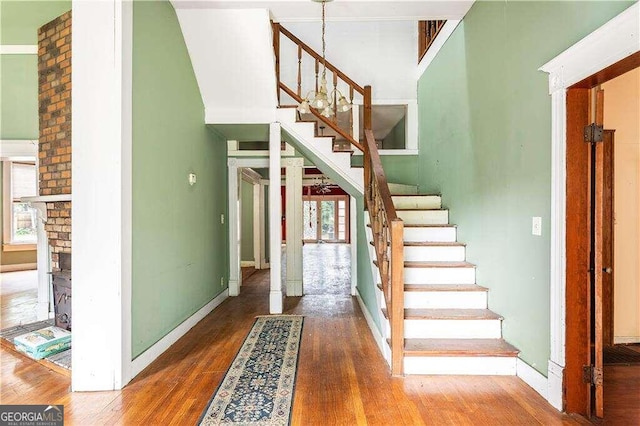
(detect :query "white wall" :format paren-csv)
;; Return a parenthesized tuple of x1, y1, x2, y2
(602, 67, 640, 342)
(280, 21, 417, 102)
(175, 8, 277, 124)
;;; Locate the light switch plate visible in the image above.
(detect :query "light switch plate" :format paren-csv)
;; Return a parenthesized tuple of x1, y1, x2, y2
(220, 214, 225, 224)
(532, 217, 542, 236)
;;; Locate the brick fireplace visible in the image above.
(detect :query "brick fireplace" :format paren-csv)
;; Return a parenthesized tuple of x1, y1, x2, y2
(38, 11, 72, 271)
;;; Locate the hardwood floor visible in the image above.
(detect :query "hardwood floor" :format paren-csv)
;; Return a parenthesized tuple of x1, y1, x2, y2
(0, 270, 38, 329)
(1, 262, 589, 425)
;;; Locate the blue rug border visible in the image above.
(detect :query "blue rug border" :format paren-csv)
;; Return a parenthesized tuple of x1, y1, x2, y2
(197, 315, 305, 425)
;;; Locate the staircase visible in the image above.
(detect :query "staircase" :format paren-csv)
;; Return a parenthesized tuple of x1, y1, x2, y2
(272, 22, 519, 376)
(366, 191, 519, 374)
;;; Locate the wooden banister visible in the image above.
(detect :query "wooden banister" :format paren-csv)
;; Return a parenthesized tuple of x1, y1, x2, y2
(418, 20, 446, 62)
(277, 25, 365, 95)
(273, 23, 404, 376)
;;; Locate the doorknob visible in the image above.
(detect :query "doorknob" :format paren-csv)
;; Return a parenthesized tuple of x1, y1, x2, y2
(603, 267, 613, 274)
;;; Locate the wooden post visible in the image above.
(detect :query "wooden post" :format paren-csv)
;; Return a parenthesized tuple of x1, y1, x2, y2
(390, 218, 404, 376)
(273, 23, 281, 105)
(363, 85, 372, 132)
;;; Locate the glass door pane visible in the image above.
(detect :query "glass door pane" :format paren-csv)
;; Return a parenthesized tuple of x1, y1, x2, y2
(320, 200, 335, 241)
(338, 199, 346, 241)
(303, 200, 317, 241)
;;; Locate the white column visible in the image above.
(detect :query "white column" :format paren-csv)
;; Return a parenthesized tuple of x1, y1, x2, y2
(269, 123, 283, 313)
(253, 183, 262, 269)
(72, 0, 132, 390)
(284, 158, 303, 296)
(33, 203, 51, 320)
(227, 158, 241, 296)
(547, 86, 567, 411)
(350, 196, 358, 296)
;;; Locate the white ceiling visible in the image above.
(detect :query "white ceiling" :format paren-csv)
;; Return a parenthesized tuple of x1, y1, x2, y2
(171, 0, 474, 22)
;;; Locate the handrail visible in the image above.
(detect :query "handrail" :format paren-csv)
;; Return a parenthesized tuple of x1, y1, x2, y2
(277, 25, 365, 95)
(273, 22, 404, 376)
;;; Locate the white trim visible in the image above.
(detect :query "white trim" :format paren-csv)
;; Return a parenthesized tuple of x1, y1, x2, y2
(228, 140, 295, 158)
(0, 45, 37, 55)
(350, 196, 357, 297)
(205, 107, 275, 124)
(0, 263, 37, 273)
(240, 260, 255, 267)
(72, 0, 133, 391)
(130, 290, 229, 379)
(516, 358, 549, 402)
(228, 159, 241, 296)
(416, 20, 461, 79)
(0, 140, 38, 158)
(355, 290, 387, 362)
(21, 194, 72, 203)
(539, 2, 639, 412)
(614, 336, 640, 344)
(540, 2, 639, 94)
(269, 123, 283, 313)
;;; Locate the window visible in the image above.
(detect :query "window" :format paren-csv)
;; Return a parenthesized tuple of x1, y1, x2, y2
(3, 160, 37, 245)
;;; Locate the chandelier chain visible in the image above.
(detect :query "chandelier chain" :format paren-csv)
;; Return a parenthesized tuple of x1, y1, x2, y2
(321, 0, 326, 78)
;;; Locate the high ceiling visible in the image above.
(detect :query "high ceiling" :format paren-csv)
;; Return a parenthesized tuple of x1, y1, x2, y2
(172, 0, 474, 22)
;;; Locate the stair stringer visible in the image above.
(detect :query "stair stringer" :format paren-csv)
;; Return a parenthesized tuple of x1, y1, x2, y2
(276, 108, 364, 195)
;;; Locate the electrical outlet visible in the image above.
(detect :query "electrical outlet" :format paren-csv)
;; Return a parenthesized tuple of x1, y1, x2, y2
(220, 277, 224, 287)
(532, 217, 542, 236)
(220, 214, 225, 224)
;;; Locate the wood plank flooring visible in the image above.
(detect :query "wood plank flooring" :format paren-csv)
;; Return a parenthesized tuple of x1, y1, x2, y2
(0, 266, 589, 425)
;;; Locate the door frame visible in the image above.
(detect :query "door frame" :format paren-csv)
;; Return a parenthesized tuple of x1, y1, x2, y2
(302, 195, 350, 243)
(539, 2, 639, 414)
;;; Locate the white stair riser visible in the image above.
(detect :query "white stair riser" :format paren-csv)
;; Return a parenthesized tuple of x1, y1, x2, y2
(403, 227, 457, 242)
(392, 196, 441, 210)
(404, 319, 502, 339)
(397, 210, 449, 225)
(388, 183, 418, 195)
(404, 245, 465, 262)
(404, 356, 516, 375)
(404, 267, 476, 284)
(404, 291, 487, 309)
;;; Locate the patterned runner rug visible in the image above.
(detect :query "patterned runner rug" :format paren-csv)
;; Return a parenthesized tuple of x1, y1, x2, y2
(199, 315, 304, 425)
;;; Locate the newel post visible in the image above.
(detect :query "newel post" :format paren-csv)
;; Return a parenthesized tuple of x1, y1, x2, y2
(390, 218, 404, 376)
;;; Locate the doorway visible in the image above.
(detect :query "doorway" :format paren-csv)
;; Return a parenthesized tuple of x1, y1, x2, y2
(565, 55, 640, 421)
(302, 196, 350, 243)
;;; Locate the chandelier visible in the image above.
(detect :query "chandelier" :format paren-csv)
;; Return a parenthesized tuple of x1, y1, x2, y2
(297, 0, 352, 118)
(312, 176, 332, 194)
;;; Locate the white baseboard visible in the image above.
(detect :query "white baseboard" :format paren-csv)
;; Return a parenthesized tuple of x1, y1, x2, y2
(355, 290, 389, 365)
(240, 261, 255, 267)
(614, 336, 640, 344)
(130, 289, 229, 379)
(1, 262, 37, 272)
(516, 358, 549, 401)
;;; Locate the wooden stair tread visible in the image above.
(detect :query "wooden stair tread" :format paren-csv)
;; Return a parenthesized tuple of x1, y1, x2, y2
(404, 261, 475, 268)
(406, 308, 502, 320)
(402, 223, 457, 228)
(377, 283, 487, 292)
(403, 241, 465, 247)
(382, 308, 502, 320)
(395, 207, 447, 212)
(392, 194, 441, 197)
(405, 284, 487, 292)
(403, 338, 519, 357)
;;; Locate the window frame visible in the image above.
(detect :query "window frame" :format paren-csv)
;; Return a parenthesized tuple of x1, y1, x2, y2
(2, 159, 38, 250)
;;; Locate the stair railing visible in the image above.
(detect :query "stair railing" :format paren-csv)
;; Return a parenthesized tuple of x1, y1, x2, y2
(418, 20, 447, 62)
(273, 23, 404, 375)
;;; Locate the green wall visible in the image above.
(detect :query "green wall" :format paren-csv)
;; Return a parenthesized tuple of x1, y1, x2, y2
(356, 195, 380, 330)
(416, 1, 634, 375)
(131, 1, 228, 358)
(0, 1, 71, 140)
(241, 179, 254, 262)
(382, 117, 406, 150)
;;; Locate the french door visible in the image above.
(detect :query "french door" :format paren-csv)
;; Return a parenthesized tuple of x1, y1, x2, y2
(303, 196, 349, 243)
